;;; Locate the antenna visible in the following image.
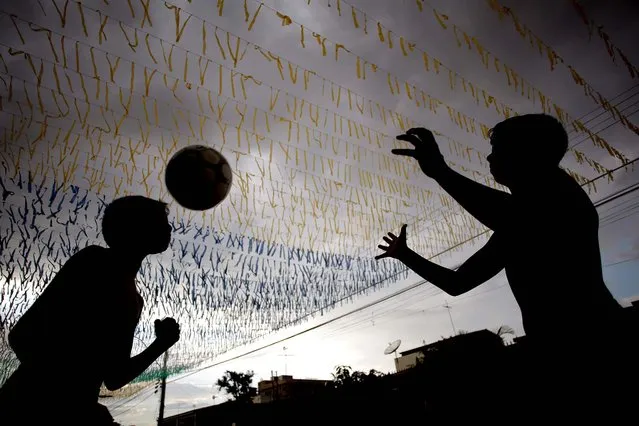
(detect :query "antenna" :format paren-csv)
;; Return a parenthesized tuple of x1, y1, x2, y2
(443, 300, 457, 335)
(278, 346, 294, 375)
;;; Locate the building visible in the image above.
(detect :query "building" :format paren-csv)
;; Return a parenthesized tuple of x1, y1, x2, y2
(394, 329, 505, 372)
(254, 375, 332, 403)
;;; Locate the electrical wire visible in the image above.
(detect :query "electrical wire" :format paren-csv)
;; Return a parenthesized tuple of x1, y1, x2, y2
(111, 66, 639, 426)
(106, 76, 639, 419)
(133, 142, 639, 413)
(321, 183, 639, 339)
(163, 157, 639, 386)
(110, 387, 158, 418)
(604, 256, 639, 268)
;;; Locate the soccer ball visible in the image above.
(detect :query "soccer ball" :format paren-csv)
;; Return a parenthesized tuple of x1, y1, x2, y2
(165, 145, 233, 211)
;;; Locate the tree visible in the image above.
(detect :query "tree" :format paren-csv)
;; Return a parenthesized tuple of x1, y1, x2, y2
(332, 366, 384, 389)
(216, 370, 256, 403)
(332, 365, 353, 388)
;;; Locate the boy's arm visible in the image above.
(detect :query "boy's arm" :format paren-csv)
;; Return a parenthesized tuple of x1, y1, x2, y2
(394, 128, 511, 230)
(377, 225, 505, 296)
(399, 233, 505, 296)
(103, 319, 179, 391)
(433, 167, 512, 231)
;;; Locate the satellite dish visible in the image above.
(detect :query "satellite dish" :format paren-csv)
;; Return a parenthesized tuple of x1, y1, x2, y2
(384, 339, 401, 355)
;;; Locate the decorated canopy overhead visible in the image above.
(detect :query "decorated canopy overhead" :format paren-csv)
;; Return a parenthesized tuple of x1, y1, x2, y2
(0, 0, 637, 381)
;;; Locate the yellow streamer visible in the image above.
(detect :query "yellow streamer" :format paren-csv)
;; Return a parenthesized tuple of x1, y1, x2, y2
(51, 0, 70, 28)
(164, 3, 192, 43)
(276, 12, 292, 26)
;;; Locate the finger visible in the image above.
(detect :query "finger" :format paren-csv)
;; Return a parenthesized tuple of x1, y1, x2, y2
(391, 149, 418, 158)
(383, 236, 393, 244)
(406, 128, 427, 135)
(407, 128, 433, 139)
(400, 224, 407, 235)
(396, 134, 420, 146)
(387, 232, 397, 239)
(378, 244, 389, 251)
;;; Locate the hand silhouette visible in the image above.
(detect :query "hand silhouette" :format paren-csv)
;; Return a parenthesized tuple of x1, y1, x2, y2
(375, 224, 409, 261)
(394, 128, 448, 178)
(154, 317, 180, 349)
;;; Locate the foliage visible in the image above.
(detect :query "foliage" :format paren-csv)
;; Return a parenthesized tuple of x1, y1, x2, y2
(332, 365, 384, 389)
(216, 370, 256, 403)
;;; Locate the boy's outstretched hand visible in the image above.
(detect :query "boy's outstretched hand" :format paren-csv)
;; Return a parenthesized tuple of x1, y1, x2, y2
(394, 128, 448, 178)
(376, 224, 409, 261)
(154, 318, 180, 349)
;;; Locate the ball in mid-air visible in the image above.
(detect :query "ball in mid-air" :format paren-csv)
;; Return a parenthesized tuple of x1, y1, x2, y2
(165, 145, 233, 211)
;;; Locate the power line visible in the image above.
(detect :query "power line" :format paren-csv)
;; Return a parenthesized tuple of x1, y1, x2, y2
(118, 89, 639, 411)
(165, 157, 639, 384)
(106, 378, 162, 413)
(119, 179, 637, 416)
(403, 93, 639, 255)
(321, 181, 639, 339)
(605, 256, 639, 268)
(111, 389, 158, 418)
(110, 62, 639, 426)
(571, 84, 639, 132)
(161, 153, 639, 395)
(571, 104, 639, 150)
(594, 182, 639, 208)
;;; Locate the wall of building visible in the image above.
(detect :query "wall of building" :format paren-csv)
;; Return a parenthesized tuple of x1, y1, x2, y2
(256, 376, 331, 403)
(395, 352, 424, 372)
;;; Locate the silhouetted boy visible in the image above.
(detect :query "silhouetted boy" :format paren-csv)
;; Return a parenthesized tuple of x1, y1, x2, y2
(0, 196, 180, 424)
(377, 115, 633, 416)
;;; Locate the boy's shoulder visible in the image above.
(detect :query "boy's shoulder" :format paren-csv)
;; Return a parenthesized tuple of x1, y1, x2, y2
(64, 245, 111, 272)
(72, 245, 109, 259)
(78, 244, 108, 253)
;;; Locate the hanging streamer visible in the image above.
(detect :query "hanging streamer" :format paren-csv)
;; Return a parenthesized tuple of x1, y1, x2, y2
(292, 0, 628, 162)
(568, 0, 637, 79)
(484, 0, 639, 137)
(0, 0, 624, 384)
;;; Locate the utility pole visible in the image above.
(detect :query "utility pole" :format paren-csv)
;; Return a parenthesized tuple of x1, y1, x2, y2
(443, 300, 456, 335)
(157, 351, 169, 426)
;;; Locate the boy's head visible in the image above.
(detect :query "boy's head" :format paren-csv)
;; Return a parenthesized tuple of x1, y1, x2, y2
(487, 114, 568, 186)
(102, 196, 172, 255)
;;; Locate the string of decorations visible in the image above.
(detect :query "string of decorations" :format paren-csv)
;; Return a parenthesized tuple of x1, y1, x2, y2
(293, 0, 628, 162)
(0, 0, 635, 386)
(484, 0, 639, 136)
(568, 0, 638, 79)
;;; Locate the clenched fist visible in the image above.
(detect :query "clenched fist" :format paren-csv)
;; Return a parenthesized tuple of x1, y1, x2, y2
(154, 317, 180, 349)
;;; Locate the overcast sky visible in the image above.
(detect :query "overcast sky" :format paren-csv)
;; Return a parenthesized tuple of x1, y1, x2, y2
(107, 0, 638, 423)
(0, 0, 638, 424)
